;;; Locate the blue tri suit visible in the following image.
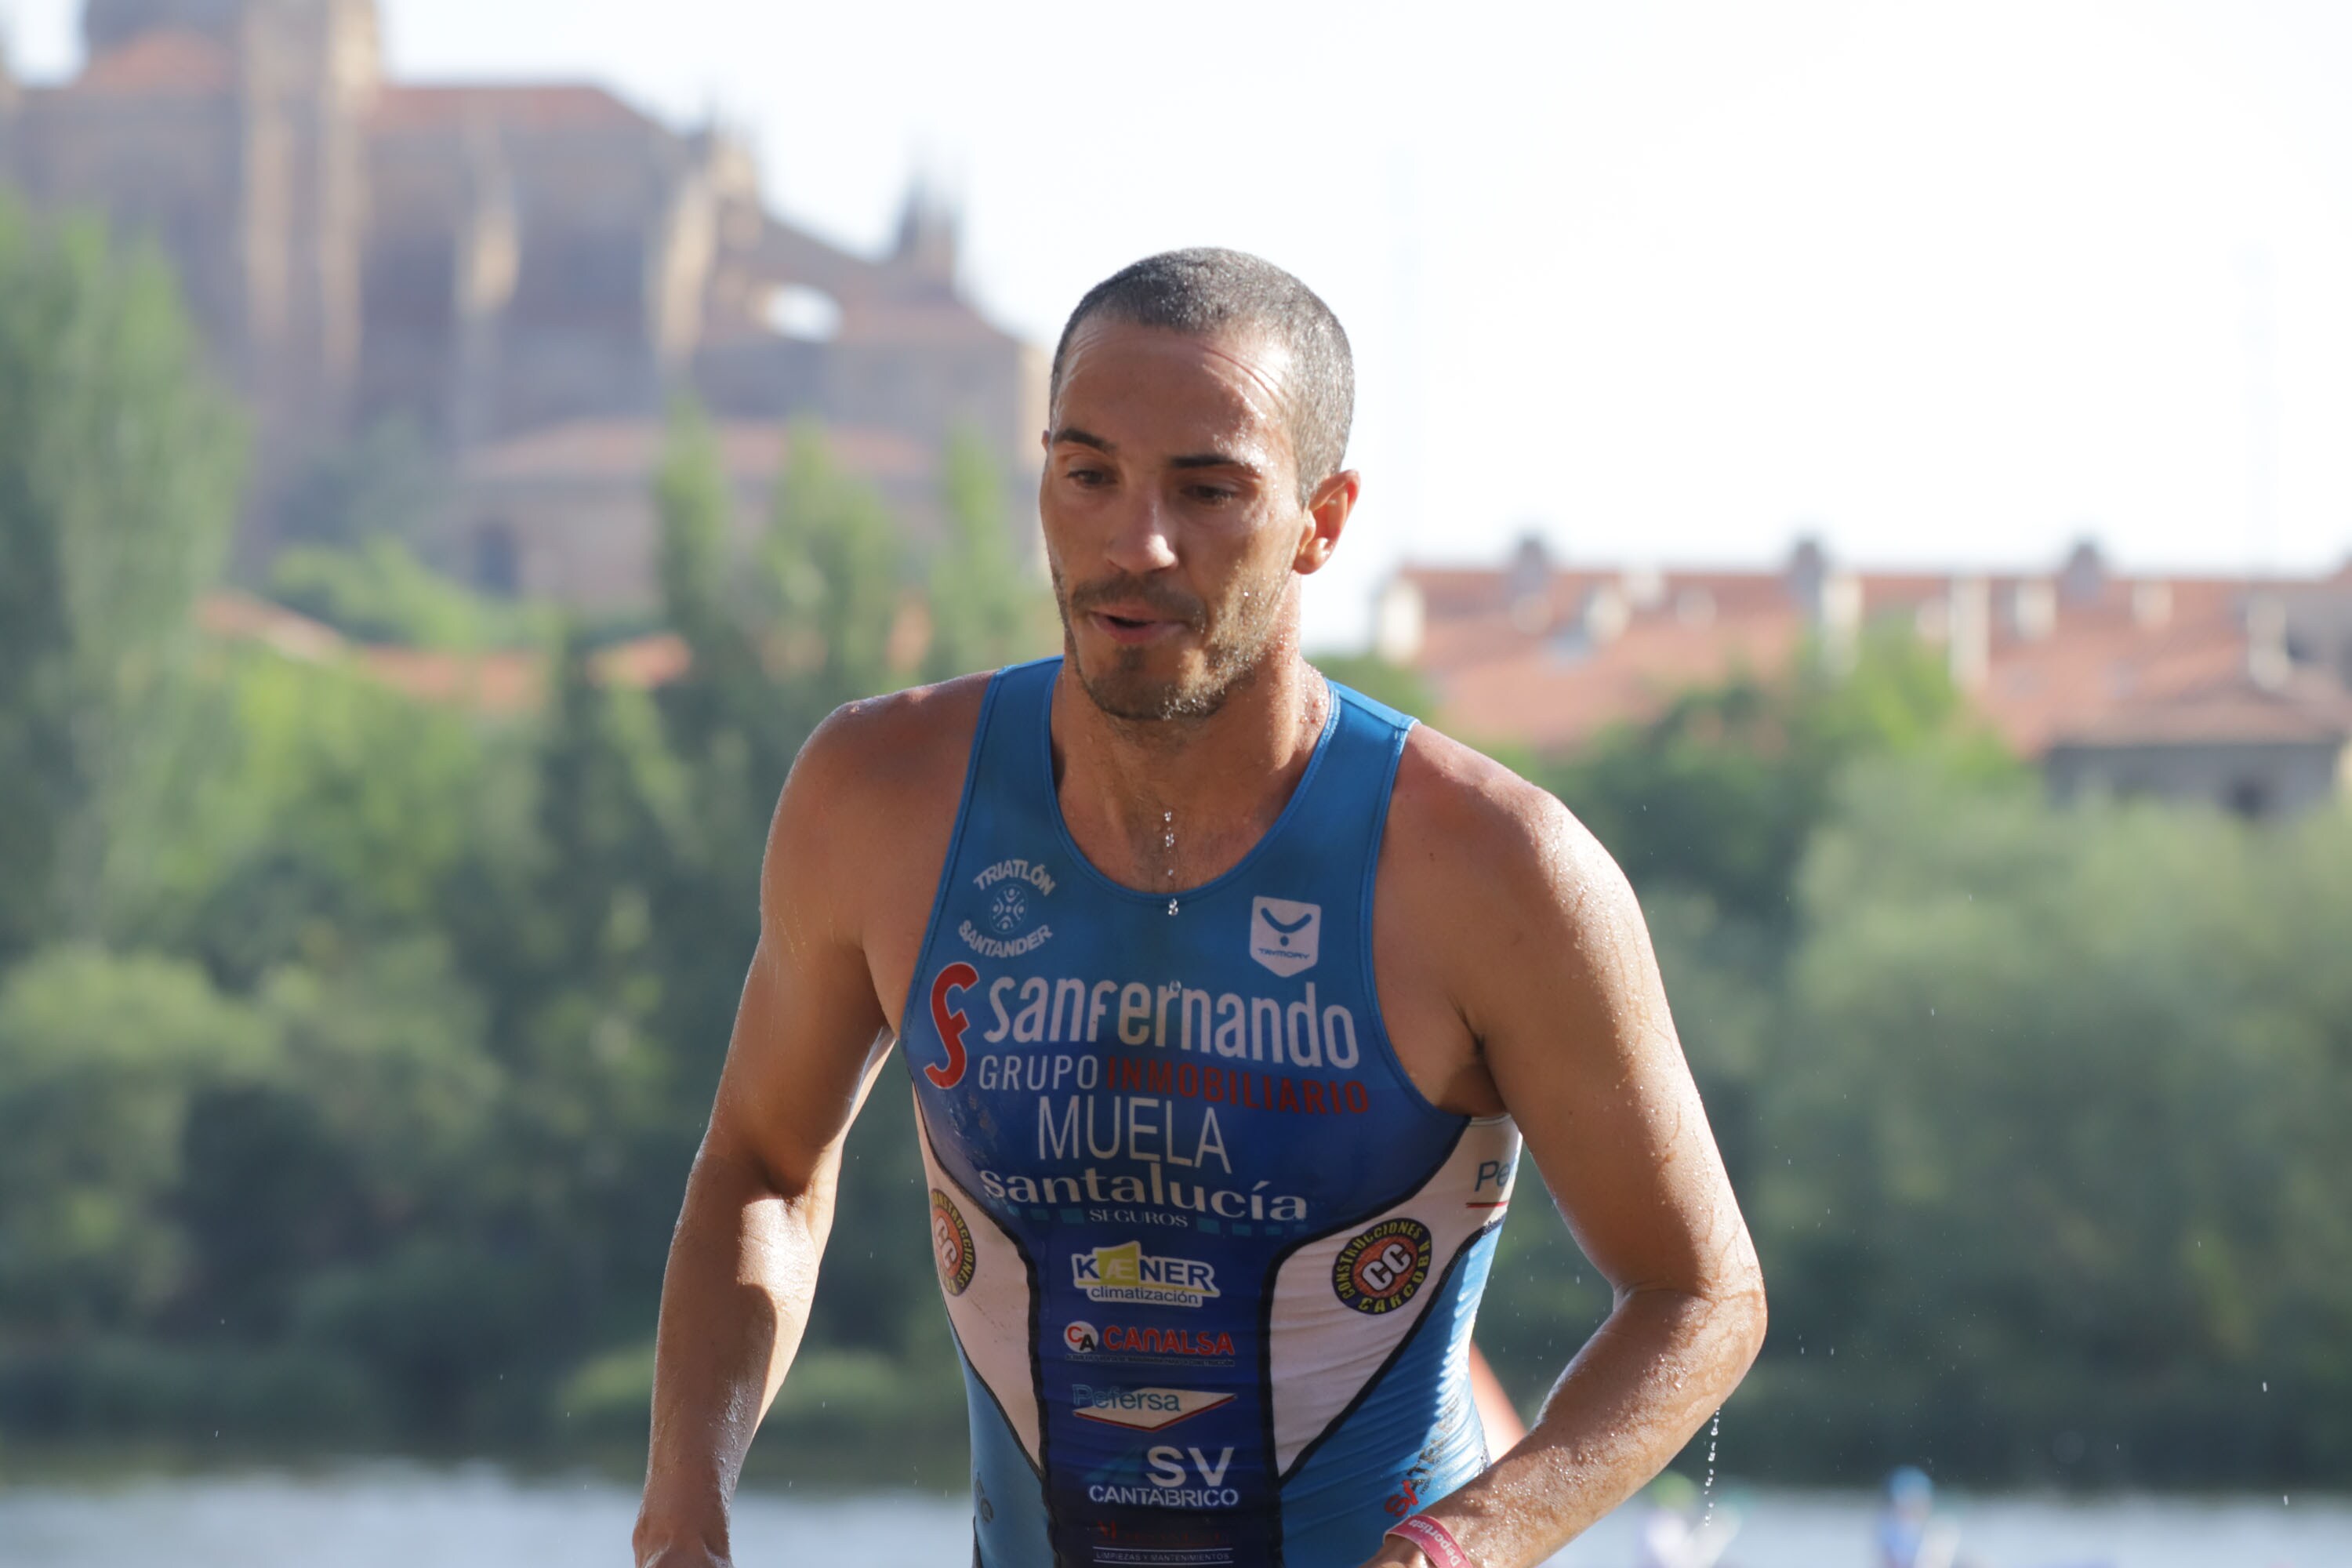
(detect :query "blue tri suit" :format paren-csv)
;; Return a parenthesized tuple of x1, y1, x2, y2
(899, 659, 1523, 1568)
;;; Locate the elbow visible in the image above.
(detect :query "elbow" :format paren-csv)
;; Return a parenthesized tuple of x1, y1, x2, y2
(1721, 1258, 1769, 1375)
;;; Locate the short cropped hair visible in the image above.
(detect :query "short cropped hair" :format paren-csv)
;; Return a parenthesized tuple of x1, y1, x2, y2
(1050, 248, 1355, 506)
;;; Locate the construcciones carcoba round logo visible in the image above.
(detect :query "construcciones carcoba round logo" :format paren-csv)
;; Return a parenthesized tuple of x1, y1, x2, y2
(1332, 1217, 1433, 1315)
(931, 1188, 976, 1297)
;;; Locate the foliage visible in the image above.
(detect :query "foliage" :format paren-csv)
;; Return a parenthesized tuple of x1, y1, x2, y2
(922, 427, 1052, 681)
(271, 416, 444, 552)
(267, 535, 553, 649)
(0, 195, 243, 958)
(1540, 632, 2013, 929)
(1309, 652, 1439, 720)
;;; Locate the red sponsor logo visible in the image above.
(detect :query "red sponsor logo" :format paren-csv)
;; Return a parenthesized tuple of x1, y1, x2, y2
(926, 962, 978, 1088)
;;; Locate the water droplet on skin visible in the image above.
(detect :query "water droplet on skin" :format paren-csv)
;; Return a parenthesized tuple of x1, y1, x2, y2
(1167, 898, 1179, 916)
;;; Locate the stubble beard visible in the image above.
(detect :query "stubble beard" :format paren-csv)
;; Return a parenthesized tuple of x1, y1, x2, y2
(1054, 562, 1294, 725)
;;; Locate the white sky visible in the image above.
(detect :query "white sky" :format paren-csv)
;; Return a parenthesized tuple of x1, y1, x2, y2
(8, 0, 2352, 648)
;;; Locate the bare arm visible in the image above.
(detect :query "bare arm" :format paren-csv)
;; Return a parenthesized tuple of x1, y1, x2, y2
(632, 713, 900, 1568)
(1371, 771, 1767, 1568)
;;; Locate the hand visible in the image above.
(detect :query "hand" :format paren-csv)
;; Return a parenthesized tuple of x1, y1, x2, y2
(1356, 1543, 1431, 1568)
(635, 1547, 730, 1568)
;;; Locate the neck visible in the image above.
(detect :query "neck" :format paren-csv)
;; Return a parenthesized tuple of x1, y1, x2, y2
(1051, 644, 1330, 895)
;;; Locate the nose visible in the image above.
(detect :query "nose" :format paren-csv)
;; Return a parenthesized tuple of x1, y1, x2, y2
(1102, 488, 1179, 577)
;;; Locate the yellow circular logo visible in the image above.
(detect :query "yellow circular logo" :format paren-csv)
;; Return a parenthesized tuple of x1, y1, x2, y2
(1333, 1218, 1432, 1315)
(931, 1188, 976, 1296)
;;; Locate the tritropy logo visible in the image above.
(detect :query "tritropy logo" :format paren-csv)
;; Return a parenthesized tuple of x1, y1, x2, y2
(1249, 898, 1320, 978)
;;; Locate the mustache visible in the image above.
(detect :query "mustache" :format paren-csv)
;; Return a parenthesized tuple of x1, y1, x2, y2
(1064, 572, 1207, 630)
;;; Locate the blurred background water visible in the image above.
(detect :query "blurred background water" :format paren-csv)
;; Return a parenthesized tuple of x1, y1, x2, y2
(1, 1470, 2343, 1568)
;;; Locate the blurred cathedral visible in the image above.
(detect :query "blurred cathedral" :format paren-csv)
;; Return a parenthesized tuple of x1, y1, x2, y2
(0, 0, 1046, 607)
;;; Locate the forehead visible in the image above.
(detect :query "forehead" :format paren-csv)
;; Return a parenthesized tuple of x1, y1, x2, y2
(1054, 320, 1297, 466)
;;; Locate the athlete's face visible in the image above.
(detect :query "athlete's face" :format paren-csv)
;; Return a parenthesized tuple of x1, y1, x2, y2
(1040, 321, 1355, 722)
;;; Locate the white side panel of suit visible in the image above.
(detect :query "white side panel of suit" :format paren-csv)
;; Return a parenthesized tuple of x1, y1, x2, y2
(1268, 1116, 1521, 1475)
(914, 1094, 1041, 1465)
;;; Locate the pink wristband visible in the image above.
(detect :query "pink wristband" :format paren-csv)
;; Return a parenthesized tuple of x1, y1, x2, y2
(1384, 1513, 1475, 1568)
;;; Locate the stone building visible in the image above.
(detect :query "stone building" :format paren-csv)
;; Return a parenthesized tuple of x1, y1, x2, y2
(0, 0, 1045, 605)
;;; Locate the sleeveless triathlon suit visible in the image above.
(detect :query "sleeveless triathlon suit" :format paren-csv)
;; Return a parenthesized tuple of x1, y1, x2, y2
(898, 658, 1523, 1568)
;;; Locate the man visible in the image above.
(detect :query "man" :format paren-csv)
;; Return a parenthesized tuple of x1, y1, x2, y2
(633, 249, 1765, 1568)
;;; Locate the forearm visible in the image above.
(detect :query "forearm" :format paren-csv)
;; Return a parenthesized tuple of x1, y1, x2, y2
(633, 1150, 834, 1566)
(1380, 1279, 1765, 1568)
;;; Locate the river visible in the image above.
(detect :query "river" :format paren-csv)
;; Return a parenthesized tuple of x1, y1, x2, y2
(0, 1467, 2341, 1567)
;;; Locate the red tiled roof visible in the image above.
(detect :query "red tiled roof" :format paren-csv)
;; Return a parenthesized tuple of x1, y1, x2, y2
(2049, 670, 2352, 748)
(465, 419, 934, 487)
(196, 591, 687, 713)
(1433, 611, 1808, 753)
(71, 30, 234, 95)
(371, 83, 652, 134)
(1393, 555, 2352, 759)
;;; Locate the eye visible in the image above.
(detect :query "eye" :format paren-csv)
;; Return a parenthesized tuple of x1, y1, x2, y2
(1064, 464, 1112, 488)
(1185, 483, 1239, 506)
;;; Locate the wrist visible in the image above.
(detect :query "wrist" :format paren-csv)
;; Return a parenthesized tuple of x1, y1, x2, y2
(1383, 1512, 1475, 1568)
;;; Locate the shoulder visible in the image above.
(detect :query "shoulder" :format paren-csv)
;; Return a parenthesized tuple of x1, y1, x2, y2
(764, 672, 996, 913)
(786, 671, 996, 808)
(1384, 724, 1640, 956)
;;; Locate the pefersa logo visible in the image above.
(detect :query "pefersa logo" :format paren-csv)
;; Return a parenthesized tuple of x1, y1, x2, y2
(1333, 1217, 1433, 1315)
(962, 857, 1055, 959)
(931, 1189, 976, 1296)
(1250, 897, 1320, 977)
(1072, 1240, 1220, 1308)
(1069, 1384, 1235, 1432)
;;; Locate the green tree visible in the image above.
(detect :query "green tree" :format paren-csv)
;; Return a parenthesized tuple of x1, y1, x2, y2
(266, 535, 549, 649)
(1541, 632, 2009, 931)
(271, 416, 443, 551)
(0, 949, 274, 1333)
(0, 197, 244, 956)
(922, 428, 1047, 681)
(762, 422, 905, 713)
(1310, 652, 1437, 720)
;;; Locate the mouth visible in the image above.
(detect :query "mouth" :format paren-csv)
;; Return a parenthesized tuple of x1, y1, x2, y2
(1087, 608, 1186, 648)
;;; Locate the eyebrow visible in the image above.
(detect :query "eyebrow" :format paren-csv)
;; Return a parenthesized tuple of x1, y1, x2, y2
(1049, 426, 1114, 453)
(1049, 426, 1261, 475)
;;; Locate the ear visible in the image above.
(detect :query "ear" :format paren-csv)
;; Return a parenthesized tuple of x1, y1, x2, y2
(1292, 470, 1360, 577)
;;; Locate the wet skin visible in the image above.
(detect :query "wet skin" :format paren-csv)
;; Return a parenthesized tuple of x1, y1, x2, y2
(633, 321, 1766, 1568)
